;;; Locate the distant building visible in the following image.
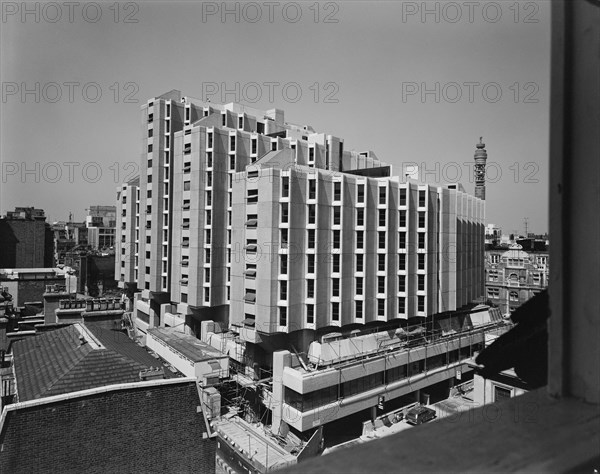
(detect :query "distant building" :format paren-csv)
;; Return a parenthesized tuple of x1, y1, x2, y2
(0, 268, 74, 307)
(51, 220, 88, 265)
(86, 205, 117, 250)
(0, 207, 54, 268)
(485, 243, 549, 316)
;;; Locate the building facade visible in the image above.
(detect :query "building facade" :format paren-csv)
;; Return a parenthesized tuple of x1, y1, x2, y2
(86, 205, 117, 250)
(485, 244, 549, 315)
(0, 207, 54, 268)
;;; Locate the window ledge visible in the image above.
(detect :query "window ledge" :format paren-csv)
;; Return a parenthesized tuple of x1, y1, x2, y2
(283, 389, 600, 473)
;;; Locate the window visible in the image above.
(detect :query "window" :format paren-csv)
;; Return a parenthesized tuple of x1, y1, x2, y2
(308, 179, 317, 200)
(238, 116, 243, 129)
(332, 303, 340, 321)
(307, 304, 314, 324)
(378, 276, 385, 294)
(279, 307, 287, 326)
(356, 231, 364, 249)
(398, 297, 406, 313)
(494, 385, 512, 402)
(147, 174, 152, 183)
(148, 128, 153, 138)
(379, 209, 386, 227)
(418, 295, 425, 312)
(206, 151, 213, 168)
(487, 288, 500, 299)
(333, 182, 341, 201)
(281, 203, 289, 223)
(331, 278, 340, 297)
(205, 249, 211, 263)
(271, 141, 277, 151)
(356, 208, 364, 227)
(307, 279, 315, 298)
(205, 268, 211, 283)
(206, 191, 212, 206)
(333, 230, 341, 249)
(356, 277, 363, 295)
(418, 211, 426, 228)
(357, 184, 365, 203)
(230, 154, 236, 170)
(205, 230, 211, 245)
(257, 122, 264, 134)
(280, 282, 287, 300)
(488, 270, 499, 282)
(222, 113, 226, 126)
(356, 254, 364, 272)
(252, 138, 257, 154)
(207, 132, 213, 148)
(418, 254, 425, 270)
(419, 190, 426, 207)
(378, 254, 386, 271)
(148, 113, 153, 123)
(399, 232, 406, 249)
(307, 254, 315, 274)
(418, 274, 425, 291)
(282, 176, 289, 197)
(206, 171, 212, 187)
(399, 275, 406, 292)
(184, 143, 191, 154)
(333, 207, 341, 226)
(308, 204, 316, 224)
(379, 187, 386, 205)
(307, 229, 315, 249)
(355, 301, 363, 319)
(399, 253, 406, 271)
(281, 228, 288, 247)
(206, 210, 212, 226)
(399, 188, 407, 206)
(309, 147, 315, 162)
(418, 233, 425, 249)
(332, 254, 340, 273)
(510, 291, 519, 302)
(280, 255, 288, 275)
(244, 289, 256, 304)
(377, 299, 385, 317)
(378, 231, 386, 249)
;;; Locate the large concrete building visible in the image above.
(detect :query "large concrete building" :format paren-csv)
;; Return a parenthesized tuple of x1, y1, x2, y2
(86, 205, 117, 250)
(116, 91, 492, 439)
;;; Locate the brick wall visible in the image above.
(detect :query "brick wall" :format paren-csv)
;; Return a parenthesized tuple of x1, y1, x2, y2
(0, 382, 216, 473)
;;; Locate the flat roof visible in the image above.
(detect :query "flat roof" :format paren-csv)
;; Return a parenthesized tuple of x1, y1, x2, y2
(148, 327, 225, 363)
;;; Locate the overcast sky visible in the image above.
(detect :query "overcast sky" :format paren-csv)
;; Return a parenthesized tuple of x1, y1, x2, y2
(1, 1, 550, 234)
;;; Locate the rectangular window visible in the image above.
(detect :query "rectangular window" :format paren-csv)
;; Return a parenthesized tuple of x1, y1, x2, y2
(271, 141, 277, 151)
(280, 282, 287, 300)
(281, 203, 289, 223)
(308, 204, 316, 224)
(419, 190, 426, 207)
(307, 305, 314, 324)
(378, 254, 386, 271)
(418, 253, 425, 270)
(205, 249, 211, 263)
(418, 211, 426, 229)
(222, 113, 226, 126)
(329, 278, 339, 297)
(356, 254, 364, 272)
(399, 232, 406, 249)
(399, 210, 406, 228)
(280, 255, 288, 275)
(307, 229, 315, 249)
(355, 300, 363, 319)
(379, 187, 386, 205)
(333, 230, 341, 249)
(206, 210, 212, 226)
(206, 171, 212, 187)
(282, 176, 289, 197)
(308, 179, 316, 200)
(378, 231, 386, 249)
(356, 208, 364, 227)
(494, 385, 512, 402)
(333, 207, 341, 225)
(230, 154, 236, 170)
(379, 209, 386, 227)
(207, 132, 213, 148)
(356, 231, 364, 249)
(279, 307, 287, 326)
(398, 297, 406, 313)
(238, 116, 243, 129)
(206, 191, 212, 206)
(309, 147, 315, 162)
(307, 254, 315, 274)
(399, 275, 406, 292)
(377, 299, 385, 317)
(206, 151, 212, 168)
(418, 295, 425, 312)
(281, 228, 288, 247)
(418, 274, 425, 291)
(332, 254, 340, 273)
(357, 184, 365, 203)
(205, 268, 211, 283)
(252, 138, 257, 154)
(356, 277, 363, 295)
(378, 276, 385, 294)
(148, 128, 153, 138)
(307, 279, 315, 298)
(333, 182, 341, 201)
(418, 233, 425, 249)
(399, 188, 407, 206)
(332, 302, 340, 321)
(399, 253, 406, 271)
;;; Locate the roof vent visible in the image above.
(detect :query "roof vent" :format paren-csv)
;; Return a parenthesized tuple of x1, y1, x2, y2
(79, 335, 87, 345)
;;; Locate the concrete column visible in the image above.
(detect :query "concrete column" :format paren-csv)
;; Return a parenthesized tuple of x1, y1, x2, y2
(272, 350, 292, 435)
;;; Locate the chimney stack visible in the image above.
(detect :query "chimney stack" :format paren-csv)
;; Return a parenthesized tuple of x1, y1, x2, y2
(474, 137, 487, 200)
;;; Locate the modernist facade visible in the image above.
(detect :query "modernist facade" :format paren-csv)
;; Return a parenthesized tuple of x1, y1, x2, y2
(485, 244, 549, 315)
(86, 205, 117, 250)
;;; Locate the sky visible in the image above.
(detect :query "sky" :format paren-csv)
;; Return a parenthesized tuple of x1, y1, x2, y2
(1, 1, 551, 235)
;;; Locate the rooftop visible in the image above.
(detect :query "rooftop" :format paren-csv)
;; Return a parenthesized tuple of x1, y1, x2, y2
(12, 323, 168, 401)
(148, 327, 226, 363)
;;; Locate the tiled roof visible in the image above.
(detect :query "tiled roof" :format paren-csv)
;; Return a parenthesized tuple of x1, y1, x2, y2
(12, 324, 161, 402)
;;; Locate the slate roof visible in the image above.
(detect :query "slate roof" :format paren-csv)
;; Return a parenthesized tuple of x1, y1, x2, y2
(12, 324, 165, 402)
